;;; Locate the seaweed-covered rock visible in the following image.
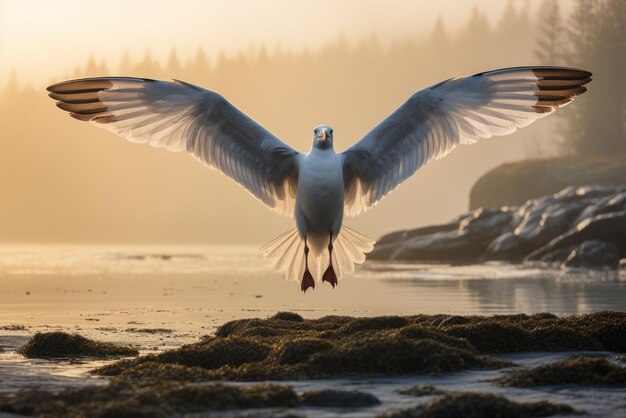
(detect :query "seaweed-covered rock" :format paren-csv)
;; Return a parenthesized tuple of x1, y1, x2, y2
(300, 390, 380, 407)
(442, 316, 607, 353)
(0, 382, 300, 418)
(303, 337, 505, 377)
(562, 311, 626, 352)
(444, 322, 531, 353)
(17, 332, 138, 358)
(397, 385, 446, 397)
(271, 312, 304, 322)
(96, 312, 625, 380)
(96, 337, 270, 376)
(380, 392, 578, 418)
(392, 325, 476, 352)
(530, 326, 603, 351)
(114, 362, 216, 384)
(561, 240, 620, 270)
(0, 324, 27, 331)
(276, 338, 335, 365)
(497, 356, 626, 387)
(334, 316, 410, 335)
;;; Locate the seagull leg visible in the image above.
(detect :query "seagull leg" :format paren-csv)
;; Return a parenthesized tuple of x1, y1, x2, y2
(322, 233, 338, 288)
(301, 238, 315, 292)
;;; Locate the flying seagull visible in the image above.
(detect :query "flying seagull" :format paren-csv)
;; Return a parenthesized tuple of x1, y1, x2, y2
(47, 66, 591, 292)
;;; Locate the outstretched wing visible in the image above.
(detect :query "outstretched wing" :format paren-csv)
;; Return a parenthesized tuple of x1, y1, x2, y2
(47, 77, 301, 216)
(341, 66, 592, 216)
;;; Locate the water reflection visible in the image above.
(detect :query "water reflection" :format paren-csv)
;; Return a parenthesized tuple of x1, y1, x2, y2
(367, 262, 626, 314)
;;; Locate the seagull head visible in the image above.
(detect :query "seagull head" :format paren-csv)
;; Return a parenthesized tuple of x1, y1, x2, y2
(313, 125, 334, 149)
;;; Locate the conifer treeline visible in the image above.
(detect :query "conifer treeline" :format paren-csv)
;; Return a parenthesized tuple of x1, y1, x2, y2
(2, 1, 623, 157)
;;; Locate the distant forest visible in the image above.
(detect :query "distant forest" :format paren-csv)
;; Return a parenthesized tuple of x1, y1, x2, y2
(0, 0, 624, 244)
(2, 0, 623, 157)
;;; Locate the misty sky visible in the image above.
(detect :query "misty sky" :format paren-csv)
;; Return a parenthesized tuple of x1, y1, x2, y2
(0, 0, 586, 244)
(1, 0, 573, 85)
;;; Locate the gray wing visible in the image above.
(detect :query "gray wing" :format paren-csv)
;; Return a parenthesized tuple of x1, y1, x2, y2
(341, 66, 592, 216)
(48, 77, 301, 216)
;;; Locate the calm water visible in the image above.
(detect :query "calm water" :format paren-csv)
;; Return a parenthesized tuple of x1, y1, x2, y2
(0, 244, 624, 320)
(0, 245, 625, 417)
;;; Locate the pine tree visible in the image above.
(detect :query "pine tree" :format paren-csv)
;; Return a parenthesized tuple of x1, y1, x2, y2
(535, 0, 563, 64)
(166, 48, 182, 76)
(564, 0, 626, 156)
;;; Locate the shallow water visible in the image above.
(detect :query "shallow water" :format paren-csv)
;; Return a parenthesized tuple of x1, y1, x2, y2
(0, 245, 625, 416)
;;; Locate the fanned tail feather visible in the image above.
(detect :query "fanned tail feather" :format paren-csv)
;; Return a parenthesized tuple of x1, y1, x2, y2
(332, 225, 375, 279)
(260, 228, 305, 281)
(261, 225, 375, 284)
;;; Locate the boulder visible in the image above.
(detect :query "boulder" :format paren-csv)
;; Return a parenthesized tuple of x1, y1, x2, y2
(537, 245, 579, 264)
(372, 185, 626, 267)
(372, 208, 512, 262)
(527, 210, 626, 261)
(469, 157, 626, 210)
(572, 191, 626, 225)
(514, 203, 585, 247)
(561, 240, 620, 270)
(485, 232, 529, 261)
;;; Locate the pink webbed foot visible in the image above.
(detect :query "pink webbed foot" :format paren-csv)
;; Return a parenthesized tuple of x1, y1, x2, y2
(322, 265, 338, 288)
(301, 270, 315, 292)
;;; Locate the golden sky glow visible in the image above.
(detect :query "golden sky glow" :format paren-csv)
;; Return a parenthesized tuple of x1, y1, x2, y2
(1, 0, 572, 85)
(0, 0, 582, 244)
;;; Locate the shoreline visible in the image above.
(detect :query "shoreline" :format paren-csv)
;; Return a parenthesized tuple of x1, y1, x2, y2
(1, 311, 625, 417)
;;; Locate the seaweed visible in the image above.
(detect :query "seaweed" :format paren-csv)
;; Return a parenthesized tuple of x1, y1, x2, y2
(0, 382, 300, 418)
(0, 381, 381, 417)
(300, 336, 505, 377)
(271, 312, 304, 322)
(397, 385, 446, 397)
(17, 332, 138, 359)
(380, 392, 578, 418)
(299, 389, 380, 407)
(496, 356, 626, 387)
(96, 336, 270, 375)
(96, 311, 625, 380)
(444, 321, 531, 353)
(275, 338, 335, 365)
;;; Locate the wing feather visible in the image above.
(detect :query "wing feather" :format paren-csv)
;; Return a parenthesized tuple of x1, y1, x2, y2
(341, 66, 591, 216)
(48, 77, 301, 216)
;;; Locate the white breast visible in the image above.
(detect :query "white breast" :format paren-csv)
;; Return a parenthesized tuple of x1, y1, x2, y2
(295, 148, 344, 237)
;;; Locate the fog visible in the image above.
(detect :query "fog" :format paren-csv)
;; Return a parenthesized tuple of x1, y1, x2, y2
(1, 1, 593, 244)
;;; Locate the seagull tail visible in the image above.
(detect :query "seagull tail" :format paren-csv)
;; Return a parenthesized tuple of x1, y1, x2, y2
(260, 228, 306, 282)
(260, 225, 375, 283)
(331, 225, 376, 280)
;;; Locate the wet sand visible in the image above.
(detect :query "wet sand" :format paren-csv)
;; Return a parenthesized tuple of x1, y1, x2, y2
(1, 245, 625, 416)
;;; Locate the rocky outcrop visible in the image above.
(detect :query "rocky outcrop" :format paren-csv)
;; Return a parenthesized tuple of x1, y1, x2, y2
(563, 242, 621, 270)
(371, 185, 626, 269)
(469, 157, 626, 209)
